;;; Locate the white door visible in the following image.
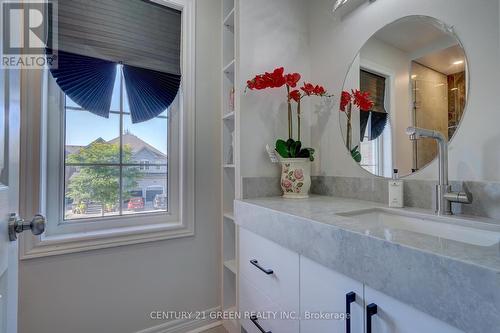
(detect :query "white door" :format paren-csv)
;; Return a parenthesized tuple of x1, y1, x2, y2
(300, 256, 364, 333)
(364, 286, 463, 333)
(0, 68, 21, 333)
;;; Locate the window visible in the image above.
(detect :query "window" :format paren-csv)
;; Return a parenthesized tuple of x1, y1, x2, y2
(20, 0, 195, 259)
(359, 68, 393, 177)
(63, 66, 168, 221)
(359, 117, 380, 175)
(43, 63, 185, 239)
(139, 159, 151, 171)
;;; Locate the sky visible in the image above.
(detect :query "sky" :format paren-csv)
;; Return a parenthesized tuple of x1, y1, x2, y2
(64, 66, 169, 154)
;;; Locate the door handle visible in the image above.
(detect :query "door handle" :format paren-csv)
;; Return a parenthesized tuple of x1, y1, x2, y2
(250, 259, 274, 275)
(345, 291, 356, 333)
(8, 213, 46, 241)
(250, 315, 272, 333)
(366, 303, 378, 333)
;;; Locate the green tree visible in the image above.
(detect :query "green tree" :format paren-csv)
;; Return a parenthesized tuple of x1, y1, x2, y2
(66, 142, 142, 216)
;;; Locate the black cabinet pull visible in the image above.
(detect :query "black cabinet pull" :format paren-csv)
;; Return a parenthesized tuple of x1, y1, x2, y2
(345, 291, 356, 333)
(250, 259, 274, 275)
(366, 303, 378, 333)
(250, 315, 272, 333)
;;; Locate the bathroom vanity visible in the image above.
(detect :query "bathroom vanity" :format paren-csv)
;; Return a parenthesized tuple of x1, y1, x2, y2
(234, 7, 500, 333)
(235, 196, 500, 333)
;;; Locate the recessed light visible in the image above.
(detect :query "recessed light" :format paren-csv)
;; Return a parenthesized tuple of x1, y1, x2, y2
(452, 60, 464, 65)
(411, 75, 417, 79)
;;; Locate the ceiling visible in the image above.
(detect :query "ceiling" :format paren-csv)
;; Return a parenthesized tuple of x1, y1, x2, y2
(414, 45, 466, 75)
(373, 17, 466, 75)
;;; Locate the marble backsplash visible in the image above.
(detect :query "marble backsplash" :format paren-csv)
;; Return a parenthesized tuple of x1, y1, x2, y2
(241, 176, 500, 220)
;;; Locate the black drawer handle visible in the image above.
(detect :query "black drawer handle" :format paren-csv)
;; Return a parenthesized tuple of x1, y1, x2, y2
(366, 303, 378, 333)
(250, 259, 274, 275)
(250, 315, 272, 333)
(345, 291, 356, 333)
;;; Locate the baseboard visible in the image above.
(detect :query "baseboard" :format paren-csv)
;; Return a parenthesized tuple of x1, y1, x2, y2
(136, 307, 222, 333)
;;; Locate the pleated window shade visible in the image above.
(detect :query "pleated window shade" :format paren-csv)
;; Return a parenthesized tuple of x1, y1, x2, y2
(55, 0, 181, 75)
(359, 70, 389, 141)
(49, 0, 182, 123)
(360, 70, 386, 114)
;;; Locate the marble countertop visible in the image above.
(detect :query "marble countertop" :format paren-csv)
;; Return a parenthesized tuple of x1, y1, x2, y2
(234, 195, 500, 333)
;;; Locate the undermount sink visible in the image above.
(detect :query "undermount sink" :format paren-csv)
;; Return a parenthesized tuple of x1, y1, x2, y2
(338, 208, 500, 247)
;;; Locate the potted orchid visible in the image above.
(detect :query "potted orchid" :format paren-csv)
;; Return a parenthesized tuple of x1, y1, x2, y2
(340, 90, 374, 162)
(246, 67, 332, 198)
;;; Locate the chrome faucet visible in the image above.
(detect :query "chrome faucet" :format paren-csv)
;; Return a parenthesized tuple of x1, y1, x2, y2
(406, 127, 472, 215)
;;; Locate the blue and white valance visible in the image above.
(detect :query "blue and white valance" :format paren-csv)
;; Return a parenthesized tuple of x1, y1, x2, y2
(48, 0, 182, 123)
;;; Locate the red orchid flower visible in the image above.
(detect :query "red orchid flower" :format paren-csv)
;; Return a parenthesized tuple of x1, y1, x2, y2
(285, 73, 301, 88)
(289, 89, 301, 103)
(264, 67, 286, 88)
(340, 91, 351, 112)
(313, 85, 326, 96)
(301, 82, 316, 96)
(352, 89, 374, 111)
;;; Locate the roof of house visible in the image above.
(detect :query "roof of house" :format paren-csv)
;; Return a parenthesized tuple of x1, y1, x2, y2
(66, 133, 166, 158)
(108, 133, 166, 158)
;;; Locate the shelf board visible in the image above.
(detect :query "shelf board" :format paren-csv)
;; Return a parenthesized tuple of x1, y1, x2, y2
(223, 164, 235, 168)
(223, 59, 235, 74)
(223, 8, 235, 27)
(223, 211, 234, 220)
(222, 111, 235, 120)
(224, 259, 237, 274)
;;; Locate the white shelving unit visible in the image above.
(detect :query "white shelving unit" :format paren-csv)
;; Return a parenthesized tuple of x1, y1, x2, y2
(221, 0, 240, 332)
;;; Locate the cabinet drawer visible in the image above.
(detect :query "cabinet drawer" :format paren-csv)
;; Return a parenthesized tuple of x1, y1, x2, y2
(239, 228, 299, 310)
(240, 275, 299, 333)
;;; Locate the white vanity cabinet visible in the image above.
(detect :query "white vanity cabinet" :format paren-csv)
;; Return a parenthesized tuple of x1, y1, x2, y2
(300, 256, 364, 333)
(239, 228, 300, 333)
(364, 286, 463, 333)
(239, 229, 464, 333)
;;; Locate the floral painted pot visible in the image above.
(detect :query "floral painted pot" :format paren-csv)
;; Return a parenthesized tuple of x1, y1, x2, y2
(279, 158, 311, 199)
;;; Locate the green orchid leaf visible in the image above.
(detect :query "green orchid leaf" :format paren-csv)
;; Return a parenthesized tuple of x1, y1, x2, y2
(289, 141, 296, 158)
(295, 141, 302, 156)
(351, 146, 362, 163)
(298, 148, 315, 161)
(275, 139, 290, 158)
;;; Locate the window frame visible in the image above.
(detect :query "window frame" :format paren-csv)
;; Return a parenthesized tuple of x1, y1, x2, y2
(19, 0, 195, 259)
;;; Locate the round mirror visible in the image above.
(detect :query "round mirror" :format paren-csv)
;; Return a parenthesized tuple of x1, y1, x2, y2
(339, 16, 468, 178)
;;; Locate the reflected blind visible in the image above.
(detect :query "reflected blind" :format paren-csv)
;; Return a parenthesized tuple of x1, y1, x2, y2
(360, 70, 386, 114)
(359, 70, 388, 141)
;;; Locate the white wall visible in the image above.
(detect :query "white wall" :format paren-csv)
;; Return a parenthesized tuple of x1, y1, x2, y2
(308, 0, 500, 181)
(18, 1, 222, 333)
(239, 0, 312, 178)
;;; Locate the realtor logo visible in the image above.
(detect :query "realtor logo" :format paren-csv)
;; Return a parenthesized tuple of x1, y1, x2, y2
(2, 1, 57, 68)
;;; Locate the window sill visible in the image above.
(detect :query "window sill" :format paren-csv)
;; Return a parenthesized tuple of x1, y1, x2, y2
(19, 221, 194, 260)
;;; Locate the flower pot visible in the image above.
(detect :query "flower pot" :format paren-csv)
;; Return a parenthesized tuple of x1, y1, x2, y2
(279, 158, 311, 199)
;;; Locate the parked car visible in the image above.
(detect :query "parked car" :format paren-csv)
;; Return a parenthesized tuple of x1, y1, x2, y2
(127, 197, 145, 211)
(153, 194, 167, 210)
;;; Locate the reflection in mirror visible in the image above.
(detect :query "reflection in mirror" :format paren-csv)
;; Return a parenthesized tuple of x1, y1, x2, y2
(340, 16, 467, 178)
